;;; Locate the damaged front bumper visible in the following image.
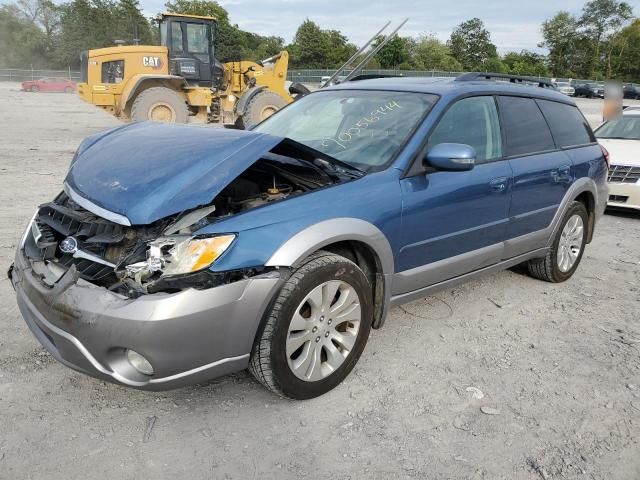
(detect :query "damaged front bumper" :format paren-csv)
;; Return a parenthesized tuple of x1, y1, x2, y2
(10, 248, 283, 390)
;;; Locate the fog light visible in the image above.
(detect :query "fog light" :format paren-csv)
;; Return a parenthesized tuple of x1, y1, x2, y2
(126, 349, 154, 376)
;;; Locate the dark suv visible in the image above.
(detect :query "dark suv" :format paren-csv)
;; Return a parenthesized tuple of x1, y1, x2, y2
(574, 83, 605, 98)
(11, 74, 608, 399)
(623, 83, 640, 99)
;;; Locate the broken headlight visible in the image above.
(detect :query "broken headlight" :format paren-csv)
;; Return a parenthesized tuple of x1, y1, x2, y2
(126, 234, 236, 281)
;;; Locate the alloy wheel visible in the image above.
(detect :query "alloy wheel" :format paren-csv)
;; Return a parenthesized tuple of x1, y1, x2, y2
(286, 280, 361, 382)
(557, 214, 584, 273)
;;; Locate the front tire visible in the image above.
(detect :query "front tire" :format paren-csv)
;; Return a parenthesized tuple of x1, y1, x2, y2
(30, 85, 39, 92)
(240, 91, 287, 129)
(130, 87, 188, 123)
(249, 251, 373, 399)
(527, 201, 588, 283)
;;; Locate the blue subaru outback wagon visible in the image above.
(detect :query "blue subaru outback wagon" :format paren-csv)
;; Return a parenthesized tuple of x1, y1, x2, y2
(10, 74, 608, 399)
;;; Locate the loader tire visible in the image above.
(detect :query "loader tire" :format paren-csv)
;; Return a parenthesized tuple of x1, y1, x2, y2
(130, 87, 188, 123)
(241, 91, 287, 129)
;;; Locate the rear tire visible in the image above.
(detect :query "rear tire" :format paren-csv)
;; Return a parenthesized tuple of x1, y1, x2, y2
(527, 201, 588, 283)
(130, 87, 188, 123)
(64, 86, 74, 93)
(240, 91, 287, 129)
(30, 86, 39, 92)
(249, 251, 373, 399)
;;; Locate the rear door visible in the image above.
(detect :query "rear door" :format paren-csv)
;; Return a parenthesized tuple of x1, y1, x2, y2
(498, 96, 573, 258)
(396, 95, 512, 294)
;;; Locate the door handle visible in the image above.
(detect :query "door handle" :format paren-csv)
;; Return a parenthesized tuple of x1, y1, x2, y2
(551, 165, 572, 183)
(489, 177, 509, 193)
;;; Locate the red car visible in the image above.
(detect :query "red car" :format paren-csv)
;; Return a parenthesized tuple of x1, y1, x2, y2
(21, 77, 76, 93)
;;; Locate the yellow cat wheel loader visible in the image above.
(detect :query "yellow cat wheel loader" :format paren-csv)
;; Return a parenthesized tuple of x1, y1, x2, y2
(77, 13, 308, 127)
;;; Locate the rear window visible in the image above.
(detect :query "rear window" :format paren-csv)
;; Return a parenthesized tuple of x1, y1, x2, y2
(498, 96, 555, 156)
(101, 60, 124, 84)
(537, 100, 595, 147)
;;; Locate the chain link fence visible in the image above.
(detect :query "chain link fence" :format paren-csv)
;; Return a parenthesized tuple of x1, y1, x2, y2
(0, 68, 81, 82)
(0, 66, 610, 87)
(287, 69, 601, 87)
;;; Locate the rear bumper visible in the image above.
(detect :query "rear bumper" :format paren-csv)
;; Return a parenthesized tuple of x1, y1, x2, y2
(607, 181, 640, 211)
(11, 249, 282, 390)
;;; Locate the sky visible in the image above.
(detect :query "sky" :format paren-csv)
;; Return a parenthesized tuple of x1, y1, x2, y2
(140, 0, 597, 53)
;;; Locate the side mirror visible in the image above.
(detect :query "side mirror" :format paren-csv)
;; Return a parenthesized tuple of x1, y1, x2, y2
(424, 143, 476, 171)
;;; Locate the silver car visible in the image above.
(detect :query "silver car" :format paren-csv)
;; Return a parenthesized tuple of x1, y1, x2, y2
(553, 82, 576, 97)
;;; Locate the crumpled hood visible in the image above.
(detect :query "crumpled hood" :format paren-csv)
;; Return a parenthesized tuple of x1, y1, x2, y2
(65, 122, 283, 225)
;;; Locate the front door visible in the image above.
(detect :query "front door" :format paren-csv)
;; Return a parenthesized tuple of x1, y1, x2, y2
(395, 95, 512, 295)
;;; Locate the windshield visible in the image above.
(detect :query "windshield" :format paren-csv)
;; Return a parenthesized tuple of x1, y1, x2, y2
(596, 116, 640, 140)
(253, 90, 437, 172)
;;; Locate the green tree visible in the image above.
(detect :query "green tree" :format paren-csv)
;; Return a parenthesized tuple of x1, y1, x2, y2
(608, 18, 640, 81)
(288, 19, 327, 68)
(325, 30, 357, 68)
(16, 0, 61, 57)
(413, 34, 462, 71)
(540, 12, 582, 76)
(164, 0, 280, 61)
(502, 50, 549, 76)
(164, 0, 227, 18)
(287, 19, 357, 68)
(579, 0, 633, 77)
(374, 35, 411, 69)
(116, 0, 152, 44)
(54, 0, 151, 67)
(0, 3, 48, 67)
(447, 18, 499, 71)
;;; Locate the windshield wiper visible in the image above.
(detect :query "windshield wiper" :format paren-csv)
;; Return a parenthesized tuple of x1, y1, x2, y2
(285, 138, 366, 178)
(313, 157, 365, 179)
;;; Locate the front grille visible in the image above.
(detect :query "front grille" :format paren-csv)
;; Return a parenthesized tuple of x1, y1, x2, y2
(608, 165, 640, 183)
(609, 194, 629, 203)
(25, 193, 130, 283)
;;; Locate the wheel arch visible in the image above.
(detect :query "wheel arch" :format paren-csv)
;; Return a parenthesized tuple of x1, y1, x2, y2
(235, 85, 267, 118)
(548, 177, 599, 247)
(574, 190, 596, 243)
(120, 74, 186, 116)
(265, 218, 394, 329)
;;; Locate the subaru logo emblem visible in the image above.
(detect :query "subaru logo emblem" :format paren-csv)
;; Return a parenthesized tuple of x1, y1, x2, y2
(59, 236, 78, 254)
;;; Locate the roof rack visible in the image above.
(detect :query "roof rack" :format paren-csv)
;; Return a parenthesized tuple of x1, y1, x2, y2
(455, 72, 556, 90)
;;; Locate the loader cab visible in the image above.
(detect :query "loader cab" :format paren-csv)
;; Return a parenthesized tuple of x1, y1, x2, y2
(158, 13, 224, 88)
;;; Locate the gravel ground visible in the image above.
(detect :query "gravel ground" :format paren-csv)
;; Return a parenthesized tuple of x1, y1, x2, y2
(1, 82, 639, 480)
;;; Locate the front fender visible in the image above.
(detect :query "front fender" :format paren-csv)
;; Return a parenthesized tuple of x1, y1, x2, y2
(265, 218, 394, 276)
(235, 86, 266, 117)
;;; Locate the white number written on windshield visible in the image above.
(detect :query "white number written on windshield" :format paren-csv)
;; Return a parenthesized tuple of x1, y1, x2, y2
(327, 100, 403, 148)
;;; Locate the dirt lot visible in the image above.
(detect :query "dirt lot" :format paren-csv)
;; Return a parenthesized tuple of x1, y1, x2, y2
(0, 82, 639, 480)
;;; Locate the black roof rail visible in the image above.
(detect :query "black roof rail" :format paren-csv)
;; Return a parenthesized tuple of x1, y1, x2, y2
(349, 73, 403, 82)
(455, 72, 556, 90)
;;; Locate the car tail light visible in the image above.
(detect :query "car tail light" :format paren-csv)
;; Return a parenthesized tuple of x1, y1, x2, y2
(600, 145, 610, 167)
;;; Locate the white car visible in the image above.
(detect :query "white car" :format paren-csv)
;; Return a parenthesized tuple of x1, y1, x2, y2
(596, 108, 640, 211)
(553, 81, 575, 96)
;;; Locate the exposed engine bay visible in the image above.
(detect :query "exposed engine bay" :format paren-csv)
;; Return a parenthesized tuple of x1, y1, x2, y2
(24, 147, 349, 298)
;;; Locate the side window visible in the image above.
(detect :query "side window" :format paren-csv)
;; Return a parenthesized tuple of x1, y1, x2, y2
(497, 96, 555, 156)
(186, 23, 208, 54)
(537, 100, 595, 147)
(101, 60, 124, 84)
(170, 23, 183, 53)
(427, 96, 502, 163)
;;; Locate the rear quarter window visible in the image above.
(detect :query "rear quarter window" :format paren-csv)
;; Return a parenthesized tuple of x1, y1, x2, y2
(537, 100, 595, 147)
(497, 96, 555, 157)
